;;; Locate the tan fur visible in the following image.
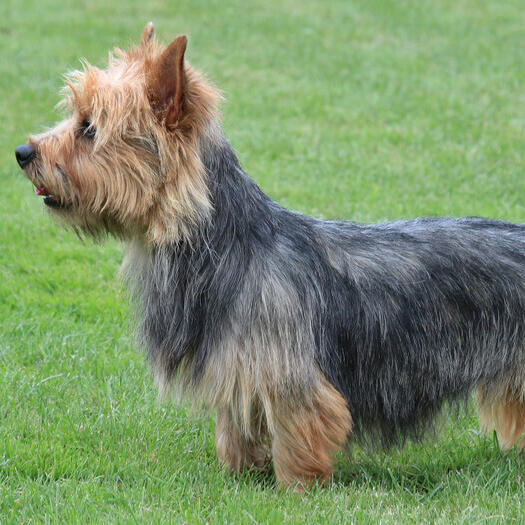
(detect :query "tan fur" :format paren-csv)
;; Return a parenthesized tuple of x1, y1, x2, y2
(271, 379, 352, 488)
(212, 370, 352, 489)
(18, 23, 525, 489)
(20, 25, 353, 488)
(215, 405, 269, 472)
(24, 28, 220, 244)
(140, 22, 155, 48)
(478, 389, 525, 450)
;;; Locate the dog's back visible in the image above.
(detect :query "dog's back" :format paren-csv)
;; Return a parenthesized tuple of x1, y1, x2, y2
(17, 24, 525, 487)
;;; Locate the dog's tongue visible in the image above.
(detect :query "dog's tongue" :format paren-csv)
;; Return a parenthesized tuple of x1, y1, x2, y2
(34, 185, 49, 196)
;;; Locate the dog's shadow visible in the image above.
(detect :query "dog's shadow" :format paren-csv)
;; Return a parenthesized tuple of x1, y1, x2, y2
(334, 434, 523, 496)
(236, 432, 524, 494)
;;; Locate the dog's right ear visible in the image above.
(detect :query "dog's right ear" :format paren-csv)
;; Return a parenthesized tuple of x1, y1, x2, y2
(140, 22, 155, 47)
(146, 35, 188, 128)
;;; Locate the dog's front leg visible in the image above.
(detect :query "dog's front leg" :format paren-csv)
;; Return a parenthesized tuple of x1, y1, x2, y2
(215, 406, 269, 472)
(270, 380, 352, 489)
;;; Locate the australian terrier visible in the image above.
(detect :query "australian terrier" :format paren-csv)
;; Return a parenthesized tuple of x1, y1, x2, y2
(16, 24, 525, 488)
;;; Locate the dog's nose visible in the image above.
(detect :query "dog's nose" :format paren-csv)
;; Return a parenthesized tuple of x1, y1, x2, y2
(15, 144, 36, 168)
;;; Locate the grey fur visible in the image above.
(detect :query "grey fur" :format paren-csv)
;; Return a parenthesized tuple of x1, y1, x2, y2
(124, 131, 525, 446)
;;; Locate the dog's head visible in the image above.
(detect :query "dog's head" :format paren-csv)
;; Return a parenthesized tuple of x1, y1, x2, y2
(15, 23, 219, 244)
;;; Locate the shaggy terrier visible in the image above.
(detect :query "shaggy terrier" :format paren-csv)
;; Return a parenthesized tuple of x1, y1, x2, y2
(16, 24, 525, 488)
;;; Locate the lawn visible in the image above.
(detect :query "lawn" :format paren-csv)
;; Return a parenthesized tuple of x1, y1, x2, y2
(1, 0, 525, 523)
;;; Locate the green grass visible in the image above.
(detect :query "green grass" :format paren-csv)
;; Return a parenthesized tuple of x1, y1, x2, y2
(1, 0, 525, 522)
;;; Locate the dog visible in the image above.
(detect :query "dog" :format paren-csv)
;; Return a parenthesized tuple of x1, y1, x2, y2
(15, 23, 525, 488)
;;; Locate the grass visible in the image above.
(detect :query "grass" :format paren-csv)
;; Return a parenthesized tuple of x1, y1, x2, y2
(1, 0, 525, 522)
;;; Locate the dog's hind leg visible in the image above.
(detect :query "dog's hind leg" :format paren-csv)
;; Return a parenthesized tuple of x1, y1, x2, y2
(215, 405, 269, 472)
(478, 389, 525, 450)
(269, 379, 352, 489)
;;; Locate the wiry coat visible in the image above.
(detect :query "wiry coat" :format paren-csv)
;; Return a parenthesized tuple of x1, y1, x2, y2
(126, 132, 525, 448)
(17, 24, 525, 487)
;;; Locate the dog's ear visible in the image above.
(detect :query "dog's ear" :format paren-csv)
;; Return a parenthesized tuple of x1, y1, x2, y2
(147, 35, 188, 128)
(140, 22, 155, 47)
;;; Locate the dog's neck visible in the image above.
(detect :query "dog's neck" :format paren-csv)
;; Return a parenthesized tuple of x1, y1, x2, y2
(136, 126, 277, 249)
(122, 130, 279, 392)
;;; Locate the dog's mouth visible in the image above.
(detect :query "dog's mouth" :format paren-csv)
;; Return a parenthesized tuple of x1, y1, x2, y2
(34, 185, 68, 209)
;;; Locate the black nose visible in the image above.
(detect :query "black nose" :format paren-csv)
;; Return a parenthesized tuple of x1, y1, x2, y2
(15, 144, 36, 168)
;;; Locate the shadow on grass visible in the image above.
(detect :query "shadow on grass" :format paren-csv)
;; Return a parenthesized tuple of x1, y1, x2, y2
(333, 437, 524, 497)
(229, 434, 525, 496)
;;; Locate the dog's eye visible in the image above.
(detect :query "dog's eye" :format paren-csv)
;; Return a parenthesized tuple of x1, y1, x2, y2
(80, 119, 96, 139)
